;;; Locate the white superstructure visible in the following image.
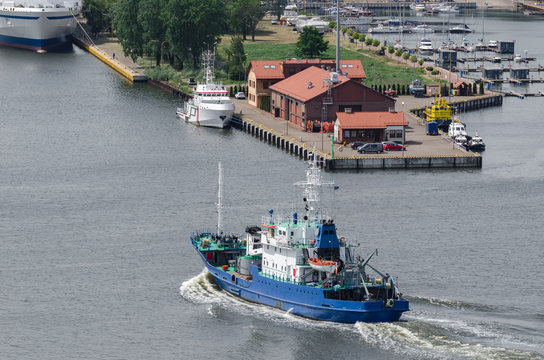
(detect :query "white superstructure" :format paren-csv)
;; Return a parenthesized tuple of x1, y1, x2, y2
(0, 0, 80, 51)
(176, 49, 235, 128)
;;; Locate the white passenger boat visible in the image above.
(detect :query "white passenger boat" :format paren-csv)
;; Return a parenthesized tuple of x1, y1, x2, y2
(176, 49, 235, 128)
(0, 0, 80, 51)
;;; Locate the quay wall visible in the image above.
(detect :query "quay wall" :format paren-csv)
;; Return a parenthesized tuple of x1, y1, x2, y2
(410, 94, 503, 117)
(72, 36, 146, 83)
(232, 117, 482, 171)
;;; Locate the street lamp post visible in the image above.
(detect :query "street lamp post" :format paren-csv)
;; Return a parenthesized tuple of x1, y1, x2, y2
(160, 40, 168, 66)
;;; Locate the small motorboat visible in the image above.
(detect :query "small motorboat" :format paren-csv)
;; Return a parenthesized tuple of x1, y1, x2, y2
(454, 134, 468, 149)
(412, 24, 434, 33)
(308, 257, 340, 273)
(419, 38, 434, 53)
(449, 24, 472, 34)
(467, 131, 486, 151)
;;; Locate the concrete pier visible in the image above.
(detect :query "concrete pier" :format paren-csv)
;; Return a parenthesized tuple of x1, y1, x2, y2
(232, 114, 482, 171)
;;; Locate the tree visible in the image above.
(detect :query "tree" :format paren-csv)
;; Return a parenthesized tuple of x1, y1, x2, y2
(365, 37, 372, 46)
(226, 36, 247, 81)
(83, 0, 113, 36)
(266, 0, 287, 20)
(410, 54, 418, 63)
(111, 0, 144, 62)
(341, 27, 348, 37)
(328, 21, 336, 30)
(138, 0, 167, 66)
(395, 49, 403, 57)
(295, 26, 328, 58)
(228, 0, 263, 41)
(372, 39, 380, 47)
(388, 44, 394, 54)
(402, 52, 410, 60)
(165, 0, 226, 69)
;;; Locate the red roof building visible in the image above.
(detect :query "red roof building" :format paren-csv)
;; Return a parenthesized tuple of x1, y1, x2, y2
(334, 111, 408, 143)
(246, 59, 366, 108)
(269, 66, 395, 131)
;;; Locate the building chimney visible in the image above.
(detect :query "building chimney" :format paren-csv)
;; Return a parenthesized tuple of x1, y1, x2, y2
(330, 72, 339, 83)
(307, 82, 313, 89)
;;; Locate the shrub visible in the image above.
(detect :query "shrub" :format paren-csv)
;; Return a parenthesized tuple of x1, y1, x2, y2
(329, 21, 336, 29)
(372, 39, 380, 47)
(402, 52, 410, 60)
(409, 55, 418, 63)
(395, 49, 403, 57)
(359, 33, 366, 42)
(341, 27, 348, 36)
(418, 59, 424, 66)
(426, 66, 434, 71)
(431, 70, 439, 75)
(388, 45, 395, 54)
(365, 37, 373, 46)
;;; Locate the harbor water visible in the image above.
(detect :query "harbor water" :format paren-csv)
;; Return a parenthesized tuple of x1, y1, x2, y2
(1, 12, 543, 360)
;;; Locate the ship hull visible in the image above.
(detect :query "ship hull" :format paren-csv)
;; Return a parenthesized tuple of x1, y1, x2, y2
(178, 102, 234, 128)
(195, 247, 409, 324)
(0, 7, 79, 51)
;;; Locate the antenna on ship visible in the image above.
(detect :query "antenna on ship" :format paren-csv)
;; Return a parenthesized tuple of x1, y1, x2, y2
(217, 161, 223, 234)
(295, 147, 334, 222)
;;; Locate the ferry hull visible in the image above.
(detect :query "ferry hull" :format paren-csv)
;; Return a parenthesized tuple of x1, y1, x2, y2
(196, 248, 409, 324)
(0, 7, 79, 51)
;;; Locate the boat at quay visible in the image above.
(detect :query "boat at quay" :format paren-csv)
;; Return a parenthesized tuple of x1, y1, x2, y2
(176, 49, 234, 128)
(190, 156, 410, 323)
(0, 0, 80, 51)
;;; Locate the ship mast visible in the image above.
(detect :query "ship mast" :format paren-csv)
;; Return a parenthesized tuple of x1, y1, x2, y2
(217, 161, 223, 234)
(294, 148, 334, 222)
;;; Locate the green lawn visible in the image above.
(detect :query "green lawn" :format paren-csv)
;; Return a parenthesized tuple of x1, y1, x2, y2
(236, 43, 431, 87)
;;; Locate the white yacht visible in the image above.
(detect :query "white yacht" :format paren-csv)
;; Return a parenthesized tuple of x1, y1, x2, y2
(411, 24, 434, 34)
(419, 38, 434, 53)
(0, 0, 80, 51)
(176, 49, 235, 128)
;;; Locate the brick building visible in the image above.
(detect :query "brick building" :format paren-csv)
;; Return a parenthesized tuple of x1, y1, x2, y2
(334, 111, 408, 143)
(247, 59, 366, 109)
(269, 66, 394, 131)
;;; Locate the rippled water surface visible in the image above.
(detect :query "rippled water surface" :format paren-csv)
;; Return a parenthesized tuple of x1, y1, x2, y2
(1, 15, 543, 359)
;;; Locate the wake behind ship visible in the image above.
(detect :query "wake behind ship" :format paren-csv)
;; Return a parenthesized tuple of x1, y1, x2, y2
(191, 156, 409, 323)
(0, 0, 80, 51)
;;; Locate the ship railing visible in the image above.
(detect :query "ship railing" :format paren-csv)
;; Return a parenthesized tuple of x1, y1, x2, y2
(263, 236, 313, 249)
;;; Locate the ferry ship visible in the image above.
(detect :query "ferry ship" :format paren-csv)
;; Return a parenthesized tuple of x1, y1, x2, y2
(176, 49, 234, 128)
(190, 155, 409, 323)
(0, 0, 80, 51)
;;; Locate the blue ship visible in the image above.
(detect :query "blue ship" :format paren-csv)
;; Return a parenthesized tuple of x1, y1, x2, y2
(191, 155, 409, 323)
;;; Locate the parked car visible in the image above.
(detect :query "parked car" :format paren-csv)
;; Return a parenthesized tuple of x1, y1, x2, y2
(235, 92, 246, 99)
(358, 143, 384, 154)
(350, 141, 365, 149)
(385, 89, 396, 97)
(383, 142, 405, 151)
(188, 77, 196, 85)
(271, 19, 279, 25)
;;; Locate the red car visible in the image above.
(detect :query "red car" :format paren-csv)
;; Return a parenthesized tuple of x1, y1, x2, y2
(383, 142, 405, 151)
